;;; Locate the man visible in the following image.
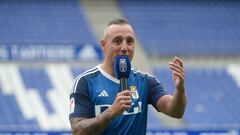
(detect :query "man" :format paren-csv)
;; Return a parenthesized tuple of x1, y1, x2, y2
(69, 18, 187, 135)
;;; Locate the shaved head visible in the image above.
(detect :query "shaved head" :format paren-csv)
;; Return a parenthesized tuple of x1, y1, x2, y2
(103, 18, 131, 39)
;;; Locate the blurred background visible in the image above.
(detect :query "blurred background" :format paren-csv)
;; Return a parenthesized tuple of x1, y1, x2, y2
(0, 0, 240, 134)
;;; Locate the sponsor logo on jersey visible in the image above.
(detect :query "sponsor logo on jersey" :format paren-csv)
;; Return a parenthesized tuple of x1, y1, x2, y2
(95, 102, 142, 116)
(98, 90, 109, 97)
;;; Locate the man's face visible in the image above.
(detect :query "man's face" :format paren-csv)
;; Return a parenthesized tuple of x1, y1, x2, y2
(101, 24, 136, 64)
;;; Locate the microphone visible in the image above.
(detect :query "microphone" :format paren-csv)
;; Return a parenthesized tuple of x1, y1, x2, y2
(114, 55, 131, 91)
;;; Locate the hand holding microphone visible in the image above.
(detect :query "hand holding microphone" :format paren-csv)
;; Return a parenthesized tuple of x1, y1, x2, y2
(108, 56, 132, 118)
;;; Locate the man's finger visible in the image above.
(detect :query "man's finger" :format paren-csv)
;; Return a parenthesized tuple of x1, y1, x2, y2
(170, 66, 185, 79)
(172, 71, 185, 81)
(169, 62, 185, 73)
(118, 90, 131, 96)
(173, 56, 184, 68)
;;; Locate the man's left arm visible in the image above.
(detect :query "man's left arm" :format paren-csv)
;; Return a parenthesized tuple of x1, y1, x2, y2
(156, 57, 187, 119)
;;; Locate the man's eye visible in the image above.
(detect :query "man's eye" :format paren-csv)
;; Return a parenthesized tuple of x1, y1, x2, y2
(127, 38, 134, 45)
(114, 39, 121, 45)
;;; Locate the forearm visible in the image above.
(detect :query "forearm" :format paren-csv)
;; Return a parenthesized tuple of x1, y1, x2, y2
(163, 56, 187, 118)
(70, 109, 114, 135)
(169, 88, 187, 118)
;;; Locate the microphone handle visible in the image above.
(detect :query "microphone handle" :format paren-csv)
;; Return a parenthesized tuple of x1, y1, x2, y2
(120, 78, 128, 91)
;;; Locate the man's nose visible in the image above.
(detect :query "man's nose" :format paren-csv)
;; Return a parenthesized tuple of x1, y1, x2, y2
(120, 42, 128, 54)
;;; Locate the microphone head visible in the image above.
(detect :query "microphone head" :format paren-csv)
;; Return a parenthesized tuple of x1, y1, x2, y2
(114, 55, 131, 79)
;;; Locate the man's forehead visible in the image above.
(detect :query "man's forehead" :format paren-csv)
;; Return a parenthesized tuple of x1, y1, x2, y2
(107, 24, 135, 36)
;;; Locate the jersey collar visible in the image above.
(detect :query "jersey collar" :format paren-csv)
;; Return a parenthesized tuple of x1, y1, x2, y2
(97, 65, 120, 84)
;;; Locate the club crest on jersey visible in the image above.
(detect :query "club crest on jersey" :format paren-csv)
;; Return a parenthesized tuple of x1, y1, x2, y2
(119, 58, 127, 72)
(130, 86, 139, 99)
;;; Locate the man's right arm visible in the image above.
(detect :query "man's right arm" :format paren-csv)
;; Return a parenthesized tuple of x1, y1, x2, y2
(70, 90, 132, 135)
(70, 109, 113, 135)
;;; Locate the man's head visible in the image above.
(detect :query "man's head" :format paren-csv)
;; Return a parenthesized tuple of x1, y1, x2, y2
(101, 18, 136, 66)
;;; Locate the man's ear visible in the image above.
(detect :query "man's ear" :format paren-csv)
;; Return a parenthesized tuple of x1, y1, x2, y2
(100, 39, 106, 50)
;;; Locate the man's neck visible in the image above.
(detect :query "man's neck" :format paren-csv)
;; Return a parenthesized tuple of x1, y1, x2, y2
(100, 63, 115, 77)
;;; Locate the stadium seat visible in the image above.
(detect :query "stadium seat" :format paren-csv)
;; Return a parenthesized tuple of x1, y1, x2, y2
(118, 0, 240, 56)
(154, 67, 240, 128)
(0, 0, 103, 61)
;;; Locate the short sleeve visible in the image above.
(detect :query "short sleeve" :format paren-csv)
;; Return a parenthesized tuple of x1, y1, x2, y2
(69, 76, 94, 119)
(147, 75, 169, 110)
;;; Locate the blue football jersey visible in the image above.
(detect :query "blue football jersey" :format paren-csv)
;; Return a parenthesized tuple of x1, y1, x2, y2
(69, 65, 168, 135)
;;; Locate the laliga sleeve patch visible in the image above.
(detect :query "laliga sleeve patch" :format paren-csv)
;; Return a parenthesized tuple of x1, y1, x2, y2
(69, 97, 75, 113)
